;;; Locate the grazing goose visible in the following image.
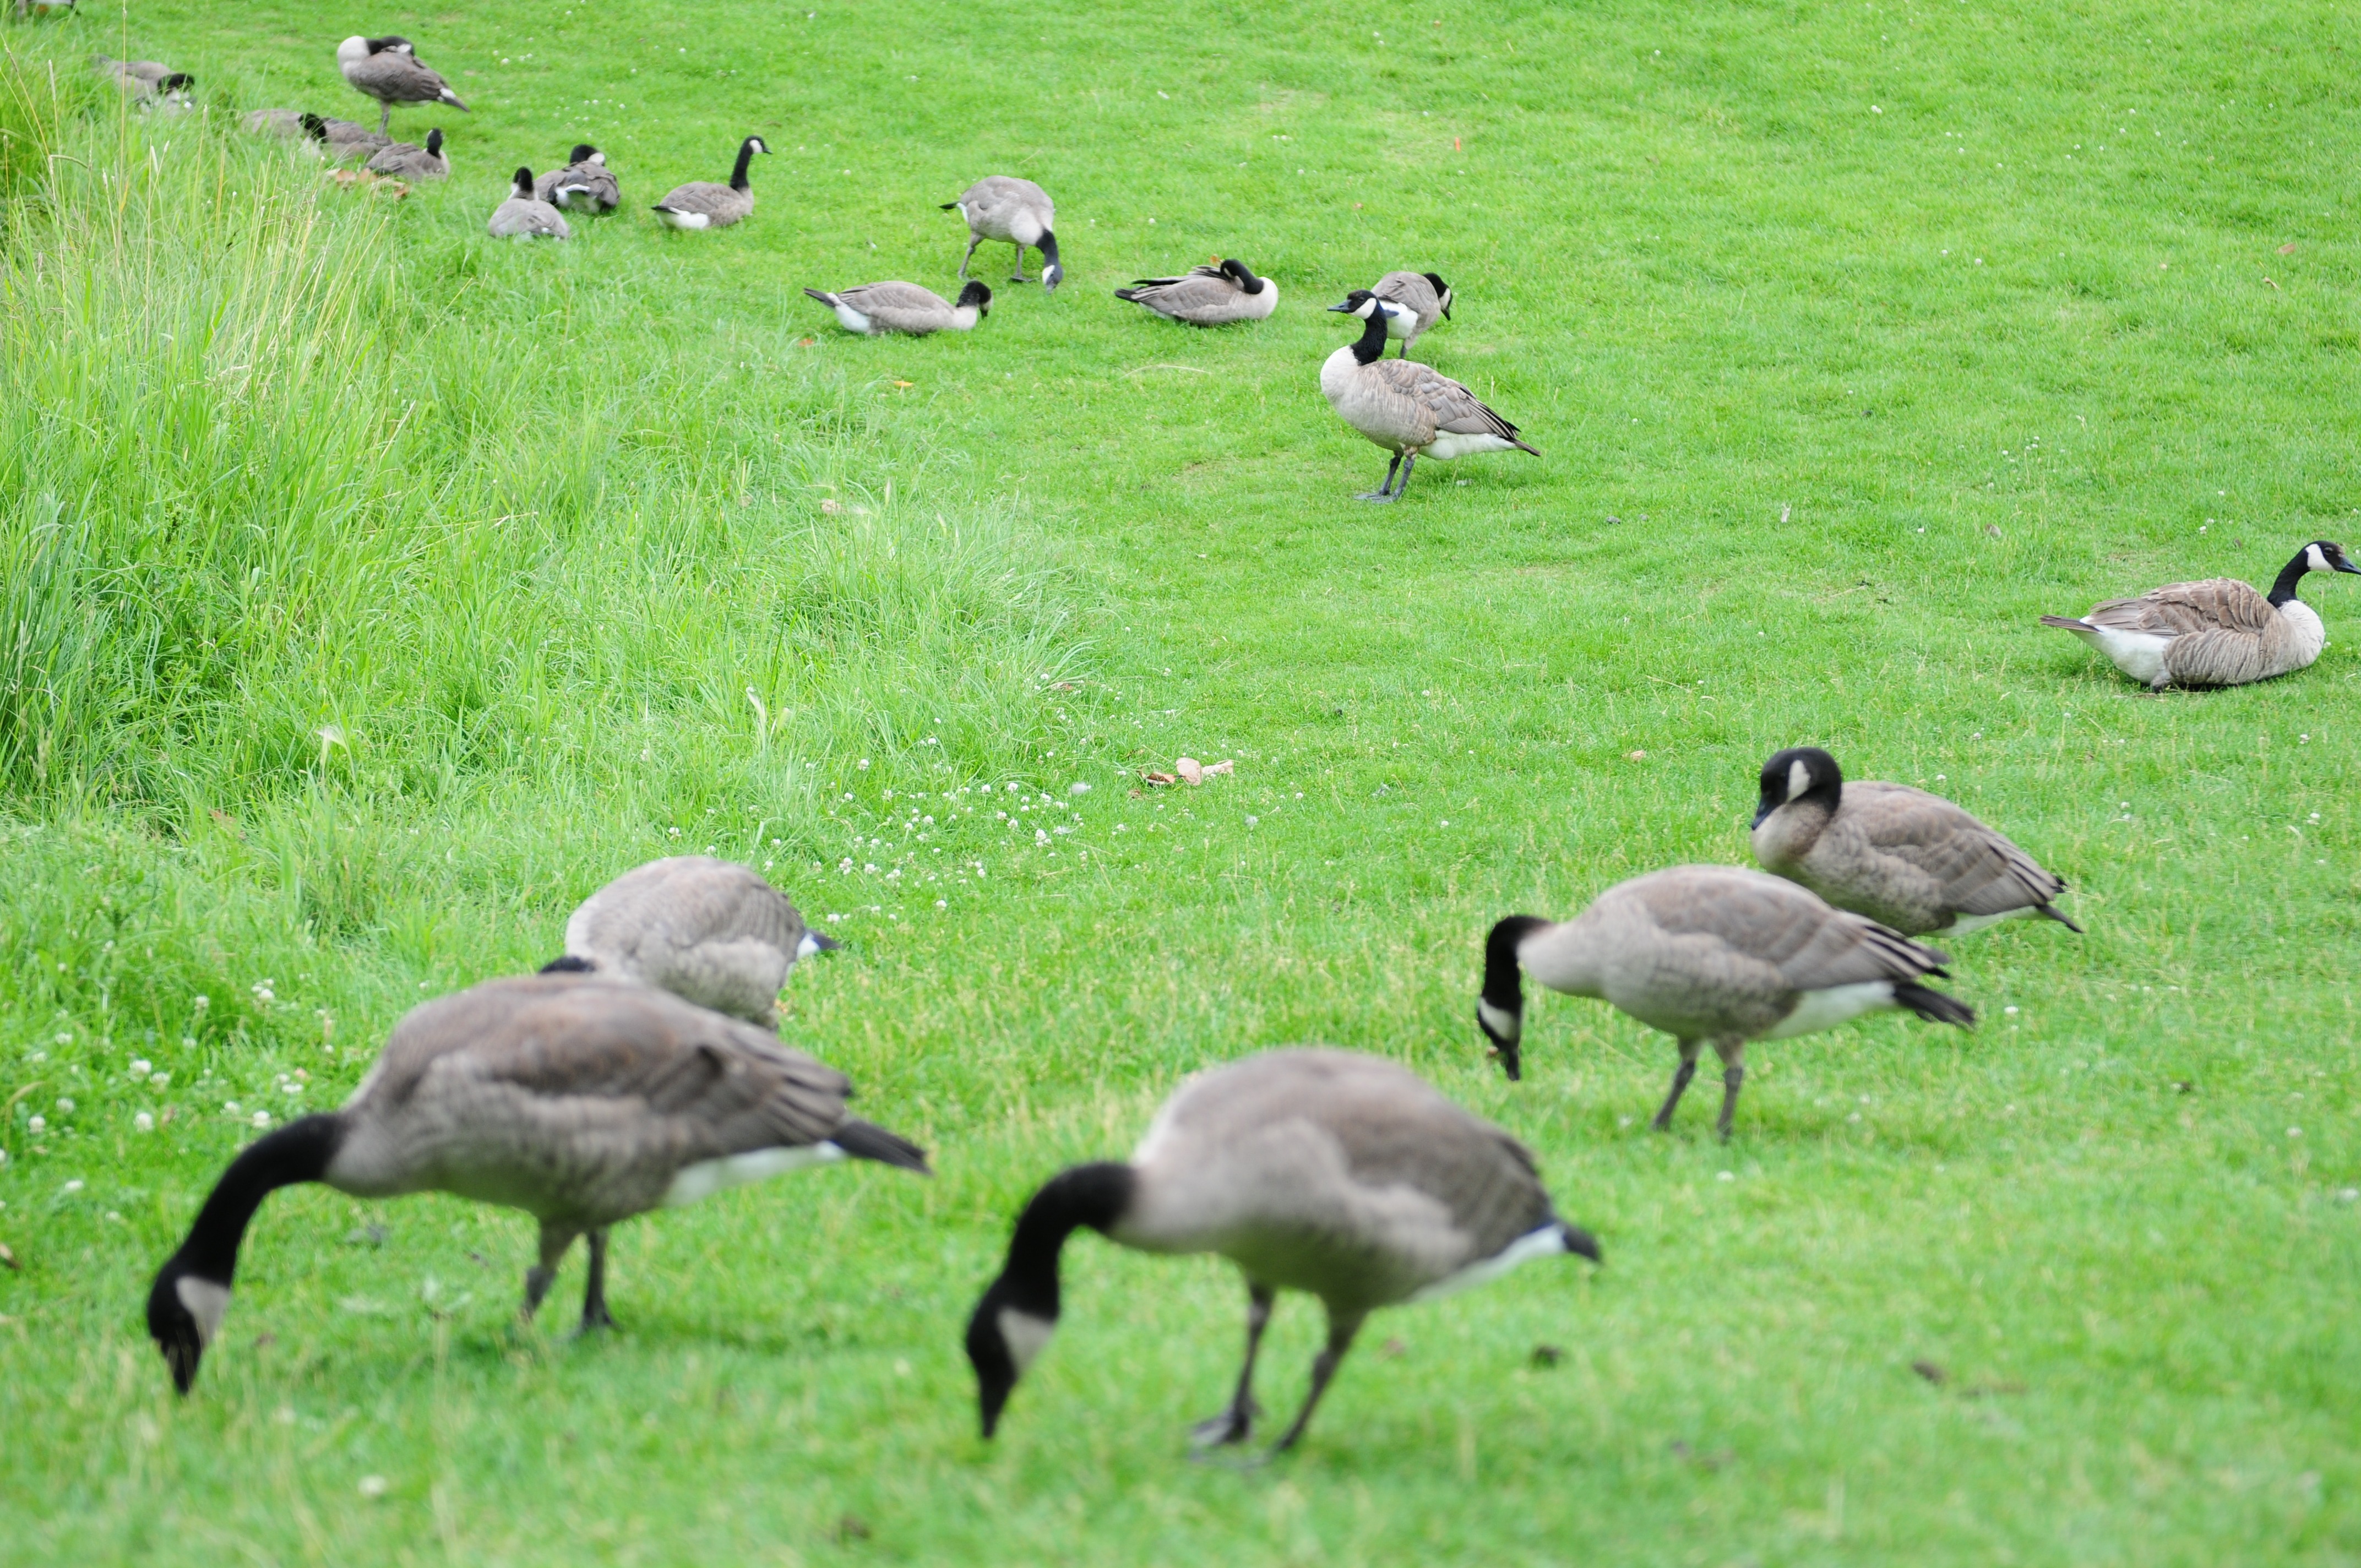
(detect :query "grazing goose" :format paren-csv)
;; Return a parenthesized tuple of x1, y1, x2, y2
(487, 166, 570, 239)
(2039, 540, 2360, 690)
(652, 135, 769, 229)
(93, 56, 193, 105)
(364, 126, 447, 179)
(1370, 270, 1452, 356)
(1114, 259, 1279, 325)
(1751, 747, 2081, 937)
(1477, 865, 1973, 1138)
(1321, 291, 1537, 500)
(943, 176, 1062, 291)
(542, 856, 837, 1030)
(966, 1049, 1599, 1457)
(145, 973, 928, 1393)
(536, 144, 620, 213)
(301, 111, 392, 161)
(336, 34, 468, 134)
(802, 280, 992, 336)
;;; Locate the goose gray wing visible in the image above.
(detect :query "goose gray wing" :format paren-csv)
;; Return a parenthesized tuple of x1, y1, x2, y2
(655, 181, 739, 216)
(1372, 270, 1439, 324)
(1612, 865, 1949, 989)
(346, 49, 467, 110)
(1362, 359, 1534, 449)
(2083, 578, 2274, 636)
(833, 281, 951, 313)
(538, 160, 619, 208)
(565, 856, 808, 1022)
(1116, 269, 1243, 320)
(1842, 783, 2065, 913)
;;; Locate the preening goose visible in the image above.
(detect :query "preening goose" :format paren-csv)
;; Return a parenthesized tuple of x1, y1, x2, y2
(1114, 259, 1279, 325)
(364, 126, 447, 179)
(1477, 865, 1973, 1138)
(145, 973, 928, 1392)
(2039, 540, 2361, 690)
(652, 135, 769, 230)
(1370, 270, 1452, 356)
(93, 56, 193, 105)
(336, 34, 468, 134)
(803, 280, 992, 336)
(1322, 291, 1537, 500)
(543, 856, 837, 1030)
(301, 111, 392, 162)
(966, 1049, 1599, 1457)
(1751, 747, 2081, 937)
(536, 144, 620, 212)
(943, 176, 1062, 291)
(487, 166, 570, 239)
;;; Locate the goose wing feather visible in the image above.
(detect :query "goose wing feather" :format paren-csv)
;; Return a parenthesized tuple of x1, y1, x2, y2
(565, 856, 807, 1022)
(1608, 865, 1948, 989)
(538, 160, 620, 208)
(1839, 782, 2066, 913)
(656, 181, 744, 217)
(1361, 359, 1528, 446)
(1117, 269, 1248, 321)
(2082, 578, 2275, 636)
(346, 50, 466, 109)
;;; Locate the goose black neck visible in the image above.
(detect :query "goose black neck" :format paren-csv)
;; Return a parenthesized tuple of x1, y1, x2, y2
(1482, 917, 1545, 1012)
(2268, 548, 2313, 607)
(1037, 231, 1060, 271)
(1228, 260, 1265, 294)
(992, 1161, 1133, 1319)
(167, 1114, 344, 1287)
(730, 140, 757, 191)
(1351, 308, 1391, 366)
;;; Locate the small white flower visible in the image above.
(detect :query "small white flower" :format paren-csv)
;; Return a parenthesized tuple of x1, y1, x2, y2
(56, 1098, 74, 1113)
(857, 759, 871, 770)
(134, 1112, 155, 1133)
(1069, 781, 1091, 796)
(53, 1031, 72, 1046)
(864, 863, 879, 874)
(1244, 815, 1258, 826)
(1439, 819, 1449, 828)
(130, 1059, 152, 1078)
(151, 1073, 171, 1089)
(2004, 1006, 2019, 1015)
(1717, 1170, 1735, 1182)
(2287, 1126, 2302, 1139)
(935, 899, 947, 908)
(193, 995, 209, 1010)
(26, 1115, 46, 1135)
(253, 1111, 272, 1129)
(358, 1476, 389, 1499)
(225, 1102, 241, 1114)
(667, 826, 682, 838)
(63, 1178, 84, 1193)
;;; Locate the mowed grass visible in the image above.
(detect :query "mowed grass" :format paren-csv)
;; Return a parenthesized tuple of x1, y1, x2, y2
(4, 0, 2360, 1561)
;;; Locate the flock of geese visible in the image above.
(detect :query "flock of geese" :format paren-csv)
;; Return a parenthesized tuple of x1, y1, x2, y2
(90, 25, 2361, 1457)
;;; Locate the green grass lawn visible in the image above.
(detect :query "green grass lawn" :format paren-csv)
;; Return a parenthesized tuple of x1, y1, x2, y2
(4, 0, 2360, 1561)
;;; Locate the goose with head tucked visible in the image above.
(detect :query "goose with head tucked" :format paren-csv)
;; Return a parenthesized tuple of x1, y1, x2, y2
(144, 973, 929, 1393)
(652, 136, 768, 230)
(2039, 540, 2361, 690)
(965, 1048, 1599, 1458)
(336, 35, 467, 134)
(536, 144, 620, 213)
(1114, 258, 1279, 325)
(1370, 270, 1452, 356)
(1478, 865, 1973, 1138)
(943, 176, 1062, 291)
(1322, 290, 1537, 500)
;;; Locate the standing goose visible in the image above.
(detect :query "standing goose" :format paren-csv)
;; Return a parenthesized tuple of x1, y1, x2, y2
(536, 144, 621, 213)
(802, 280, 992, 336)
(301, 111, 392, 161)
(943, 176, 1062, 291)
(1477, 865, 1973, 1138)
(1370, 270, 1453, 356)
(965, 1049, 1600, 1457)
(542, 856, 837, 1030)
(2039, 540, 2361, 690)
(652, 135, 769, 229)
(487, 166, 570, 239)
(364, 126, 447, 180)
(145, 974, 928, 1393)
(1114, 258, 1279, 325)
(1321, 291, 1537, 500)
(336, 35, 468, 134)
(1751, 747, 2081, 937)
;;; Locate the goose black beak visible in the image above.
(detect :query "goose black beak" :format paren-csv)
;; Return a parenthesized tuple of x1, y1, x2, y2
(1326, 300, 1357, 313)
(2335, 558, 2361, 575)
(1562, 1225, 1602, 1264)
(1750, 799, 1776, 829)
(1489, 1043, 1521, 1082)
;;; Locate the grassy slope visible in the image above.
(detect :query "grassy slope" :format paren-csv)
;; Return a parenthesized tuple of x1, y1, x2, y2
(5, 0, 2360, 1562)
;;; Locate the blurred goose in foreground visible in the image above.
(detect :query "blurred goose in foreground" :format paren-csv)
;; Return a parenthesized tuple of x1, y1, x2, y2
(536, 144, 619, 212)
(966, 1049, 1599, 1457)
(1478, 865, 1973, 1137)
(1370, 270, 1452, 356)
(803, 280, 992, 336)
(337, 34, 468, 134)
(94, 56, 193, 105)
(487, 166, 570, 238)
(652, 135, 768, 229)
(542, 856, 836, 1029)
(2039, 540, 2360, 690)
(1321, 291, 1536, 500)
(1751, 747, 2081, 937)
(301, 111, 392, 161)
(145, 974, 928, 1392)
(1114, 259, 1279, 325)
(364, 126, 447, 179)
(943, 176, 1062, 290)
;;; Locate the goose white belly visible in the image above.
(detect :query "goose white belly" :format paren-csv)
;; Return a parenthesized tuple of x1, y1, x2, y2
(1421, 431, 1519, 460)
(1318, 345, 1362, 407)
(1405, 1222, 1569, 1304)
(1940, 907, 2033, 937)
(830, 301, 875, 334)
(2073, 623, 2172, 685)
(1764, 981, 1895, 1039)
(655, 208, 711, 231)
(662, 1141, 844, 1205)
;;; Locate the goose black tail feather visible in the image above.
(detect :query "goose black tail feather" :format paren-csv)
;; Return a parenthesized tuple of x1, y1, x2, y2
(831, 1117, 931, 1175)
(2036, 903, 2086, 934)
(1895, 983, 1974, 1028)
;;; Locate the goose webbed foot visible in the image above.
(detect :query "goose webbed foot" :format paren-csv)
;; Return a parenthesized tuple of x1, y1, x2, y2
(1187, 1396, 1261, 1451)
(1190, 1281, 1274, 1453)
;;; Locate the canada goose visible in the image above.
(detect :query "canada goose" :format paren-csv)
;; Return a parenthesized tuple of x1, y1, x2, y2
(943, 177, 1062, 291)
(1114, 259, 1279, 325)
(536, 144, 620, 212)
(336, 34, 467, 134)
(145, 973, 927, 1393)
(1322, 291, 1537, 500)
(965, 1048, 1599, 1456)
(2039, 540, 2361, 690)
(243, 108, 305, 139)
(652, 136, 769, 230)
(803, 280, 992, 336)
(541, 856, 837, 1030)
(1477, 865, 1973, 1138)
(364, 126, 447, 180)
(487, 166, 570, 239)
(300, 111, 392, 161)
(1751, 747, 2082, 937)
(93, 56, 193, 105)
(1370, 270, 1452, 356)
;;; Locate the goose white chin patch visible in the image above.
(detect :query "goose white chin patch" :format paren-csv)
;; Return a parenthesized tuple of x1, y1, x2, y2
(1476, 998, 1520, 1044)
(663, 1142, 844, 1206)
(1788, 758, 1812, 802)
(795, 931, 825, 959)
(1766, 981, 1896, 1039)
(176, 1276, 233, 1348)
(1408, 1224, 1568, 1304)
(997, 1308, 1055, 1375)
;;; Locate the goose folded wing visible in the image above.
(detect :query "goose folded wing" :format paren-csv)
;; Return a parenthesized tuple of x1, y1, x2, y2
(1626, 873, 1944, 985)
(1368, 361, 1523, 443)
(2085, 579, 2273, 635)
(1332, 1110, 1554, 1260)
(837, 282, 949, 313)
(1842, 783, 2065, 910)
(1123, 273, 1235, 313)
(659, 182, 734, 215)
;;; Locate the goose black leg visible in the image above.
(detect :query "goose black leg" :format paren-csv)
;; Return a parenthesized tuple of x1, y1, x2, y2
(1011, 241, 1031, 283)
(578, 1227, 615, 1332)
(1357, 454, 1403, 502)
(960, 235, 982, 280)
(1190, 1281, 1275, 1449)
(1712, 1039, 1748, 1142)
(377, 103, 391, 135)
(1266, 1311, 1365, 1456)
(1652, 1041, 1702, 1132)
(523, 1222, 579, 1320)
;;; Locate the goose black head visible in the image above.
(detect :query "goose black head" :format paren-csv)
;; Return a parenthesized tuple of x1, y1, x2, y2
(425, 126, 444, 156)
(1754, 746, 1844, 829)
(1221, 257, 1266, 293)
(159, 72, 194, 91)
(1037, 232, 1064, 293)
(538, 954, 596, 974)
(300, 111, 329, 141)
(147, 1254, 229, 1395)
(956, 279, 993, 314)
(1424, 271, 1453, 318)
(1478, 915, 1547, 1080)
(1328, 288, 1383, 320)
(568, 143, 597, 165)
(368, 35, 415, 54)
(743, 135, 772, 157)
(2305, 540, 2360, 576)
(512, 165, 535, 197)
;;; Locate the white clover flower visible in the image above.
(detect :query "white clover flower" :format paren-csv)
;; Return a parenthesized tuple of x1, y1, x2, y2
(130, 1059, 151, 1078)
(53, 1032, 72, 1046)
(224, 1102, 241, 1115)
(26, 1115, 46, 1135)
(152, 1073, 171, 1089)
(134, 1112, 155, 1133)
(1069, 781, 1091, 796)
(63, 1178, 83, 1194)
(192, 995, 209, 1010)
(253, 1110, 272, 1129)
(56, 1098, 74, 1113)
